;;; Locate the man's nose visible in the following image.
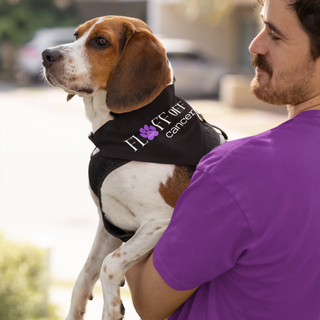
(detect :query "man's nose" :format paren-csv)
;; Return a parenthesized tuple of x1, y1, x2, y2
(249, 28, 268, 55)
(42, 49, 62, 68)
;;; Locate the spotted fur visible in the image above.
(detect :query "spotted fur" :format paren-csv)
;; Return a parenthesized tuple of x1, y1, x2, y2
(42, 16, 199, 320)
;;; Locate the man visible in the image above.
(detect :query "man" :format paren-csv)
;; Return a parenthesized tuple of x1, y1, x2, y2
(126, 0, 320, 319)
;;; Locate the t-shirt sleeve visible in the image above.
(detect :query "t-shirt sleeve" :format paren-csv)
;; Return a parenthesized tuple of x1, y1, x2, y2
(153, 168, 254, 291)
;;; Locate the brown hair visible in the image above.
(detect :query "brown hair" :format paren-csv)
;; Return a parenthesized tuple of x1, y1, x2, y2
(257, 0, 320, 60)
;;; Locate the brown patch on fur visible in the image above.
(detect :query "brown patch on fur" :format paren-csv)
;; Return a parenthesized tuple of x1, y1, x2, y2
(109, 274, 114, 280)
(85, 17, 127, 91)
(106, 27, 171, 113)
(75, 18, 99, 39)
(159, 165, 194, 208)
(112, 297, 120, 307)
(91, 272, 99, 281)
(103, 265, 107, 273)
(154, 226, 162, 231)
(112, 250, 121, 258)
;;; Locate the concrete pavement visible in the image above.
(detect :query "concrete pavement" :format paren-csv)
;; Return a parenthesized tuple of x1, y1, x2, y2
(0, 85, 288, 319)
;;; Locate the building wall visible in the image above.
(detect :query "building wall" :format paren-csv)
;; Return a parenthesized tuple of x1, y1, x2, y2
(75, 0, 147, 22)
(157, 4, 239, 64)
(151, 2, 261, 67)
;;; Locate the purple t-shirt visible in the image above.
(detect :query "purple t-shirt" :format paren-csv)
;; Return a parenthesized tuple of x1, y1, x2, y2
(153, 110, 320, 320)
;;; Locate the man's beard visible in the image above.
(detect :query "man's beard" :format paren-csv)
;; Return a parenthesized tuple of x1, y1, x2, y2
(250, 53, 315, 106)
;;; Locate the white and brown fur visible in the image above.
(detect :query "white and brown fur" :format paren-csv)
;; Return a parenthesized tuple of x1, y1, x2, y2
(42, 16, 202, 320)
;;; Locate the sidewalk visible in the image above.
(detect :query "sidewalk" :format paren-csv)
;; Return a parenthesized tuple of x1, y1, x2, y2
(0, 86, 288, 319)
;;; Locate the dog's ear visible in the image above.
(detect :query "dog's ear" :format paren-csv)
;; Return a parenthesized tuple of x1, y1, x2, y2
(106, 24, 171, 113)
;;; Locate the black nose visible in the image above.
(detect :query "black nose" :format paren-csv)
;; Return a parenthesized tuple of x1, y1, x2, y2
(42, 49, 62, 67)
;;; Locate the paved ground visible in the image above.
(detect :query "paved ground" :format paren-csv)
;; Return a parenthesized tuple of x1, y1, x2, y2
(0, 85, 288, 319)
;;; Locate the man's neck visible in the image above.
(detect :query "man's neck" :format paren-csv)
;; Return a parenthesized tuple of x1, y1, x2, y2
(287, 93, 320, 119)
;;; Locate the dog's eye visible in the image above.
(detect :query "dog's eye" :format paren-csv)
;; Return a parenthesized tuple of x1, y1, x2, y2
(87, 36, 111, 49)
(74, 32, 79, 40)
(96, 37, 110, 47)
(97, 37, 109, 47)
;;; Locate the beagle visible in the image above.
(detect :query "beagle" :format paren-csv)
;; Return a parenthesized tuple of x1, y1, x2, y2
(42, 15, 227, 320)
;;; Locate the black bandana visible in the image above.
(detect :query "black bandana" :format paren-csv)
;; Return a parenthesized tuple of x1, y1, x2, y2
(89, 85, 207, 166)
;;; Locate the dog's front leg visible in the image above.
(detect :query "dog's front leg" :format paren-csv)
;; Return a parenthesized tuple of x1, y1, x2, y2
(100, 218, 170, 320)
(66, 219, 122, 320)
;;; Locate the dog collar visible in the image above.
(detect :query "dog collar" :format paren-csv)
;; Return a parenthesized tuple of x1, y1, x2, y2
(89, 84, 209, 166)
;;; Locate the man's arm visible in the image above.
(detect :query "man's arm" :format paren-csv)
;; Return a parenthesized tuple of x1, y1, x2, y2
(125, 252, 198, 320)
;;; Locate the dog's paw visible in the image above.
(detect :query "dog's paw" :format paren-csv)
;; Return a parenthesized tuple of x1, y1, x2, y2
(104, 298, 125, 320)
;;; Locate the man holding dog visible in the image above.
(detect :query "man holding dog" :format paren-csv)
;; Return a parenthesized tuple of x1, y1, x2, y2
(126, 0, 320, 319)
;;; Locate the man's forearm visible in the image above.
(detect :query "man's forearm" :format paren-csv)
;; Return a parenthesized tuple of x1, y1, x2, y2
(125, 253, 198, 320)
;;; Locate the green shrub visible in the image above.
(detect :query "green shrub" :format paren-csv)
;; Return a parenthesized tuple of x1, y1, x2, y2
(0, 235, 61, 320)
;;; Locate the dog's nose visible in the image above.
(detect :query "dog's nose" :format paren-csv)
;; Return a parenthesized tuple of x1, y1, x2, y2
(42, 49, 62, 67)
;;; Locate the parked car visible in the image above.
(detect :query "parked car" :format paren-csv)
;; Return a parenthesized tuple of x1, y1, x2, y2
(16, 27, 76, 83)
(159, 37, 248, 98)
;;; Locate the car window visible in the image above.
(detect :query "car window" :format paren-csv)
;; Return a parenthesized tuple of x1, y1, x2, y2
(167, 52, 207, 63)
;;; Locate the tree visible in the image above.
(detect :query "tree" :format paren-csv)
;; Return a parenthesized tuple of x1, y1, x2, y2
(0, 0, 79, 46)
(0, 235, 61, 320)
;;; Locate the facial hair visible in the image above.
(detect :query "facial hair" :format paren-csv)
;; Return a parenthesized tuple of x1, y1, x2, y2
(250, 53, 316, 106)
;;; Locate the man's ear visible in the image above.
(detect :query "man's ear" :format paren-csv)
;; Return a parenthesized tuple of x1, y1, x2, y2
(106, 25, 171, 113)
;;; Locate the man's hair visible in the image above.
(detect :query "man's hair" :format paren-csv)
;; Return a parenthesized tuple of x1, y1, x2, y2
(258, 0, 320, 60)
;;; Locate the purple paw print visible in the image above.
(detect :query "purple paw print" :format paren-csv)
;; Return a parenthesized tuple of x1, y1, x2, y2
(140, 125, 159, 140)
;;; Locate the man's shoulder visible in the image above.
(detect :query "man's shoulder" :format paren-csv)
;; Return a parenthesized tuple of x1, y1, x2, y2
(198, 111, 320, 178)
(199, 129, 275, 173)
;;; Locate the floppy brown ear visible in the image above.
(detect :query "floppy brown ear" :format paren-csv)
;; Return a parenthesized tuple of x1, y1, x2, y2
(106, 26, 171, 113)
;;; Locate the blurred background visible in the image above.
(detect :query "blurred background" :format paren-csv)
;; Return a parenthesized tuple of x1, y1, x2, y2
(1, 0, 262, 100)
(0, 1, 288, 320)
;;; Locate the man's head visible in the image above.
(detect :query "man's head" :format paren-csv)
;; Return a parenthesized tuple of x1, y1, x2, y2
(258, 0, 320, 59)
(249, 0, 320, 106)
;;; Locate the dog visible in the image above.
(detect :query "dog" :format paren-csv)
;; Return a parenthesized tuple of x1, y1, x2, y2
(42, 15, 227, 320)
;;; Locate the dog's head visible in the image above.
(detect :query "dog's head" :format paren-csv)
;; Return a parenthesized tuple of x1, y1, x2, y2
(42, 16, 172, 113)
